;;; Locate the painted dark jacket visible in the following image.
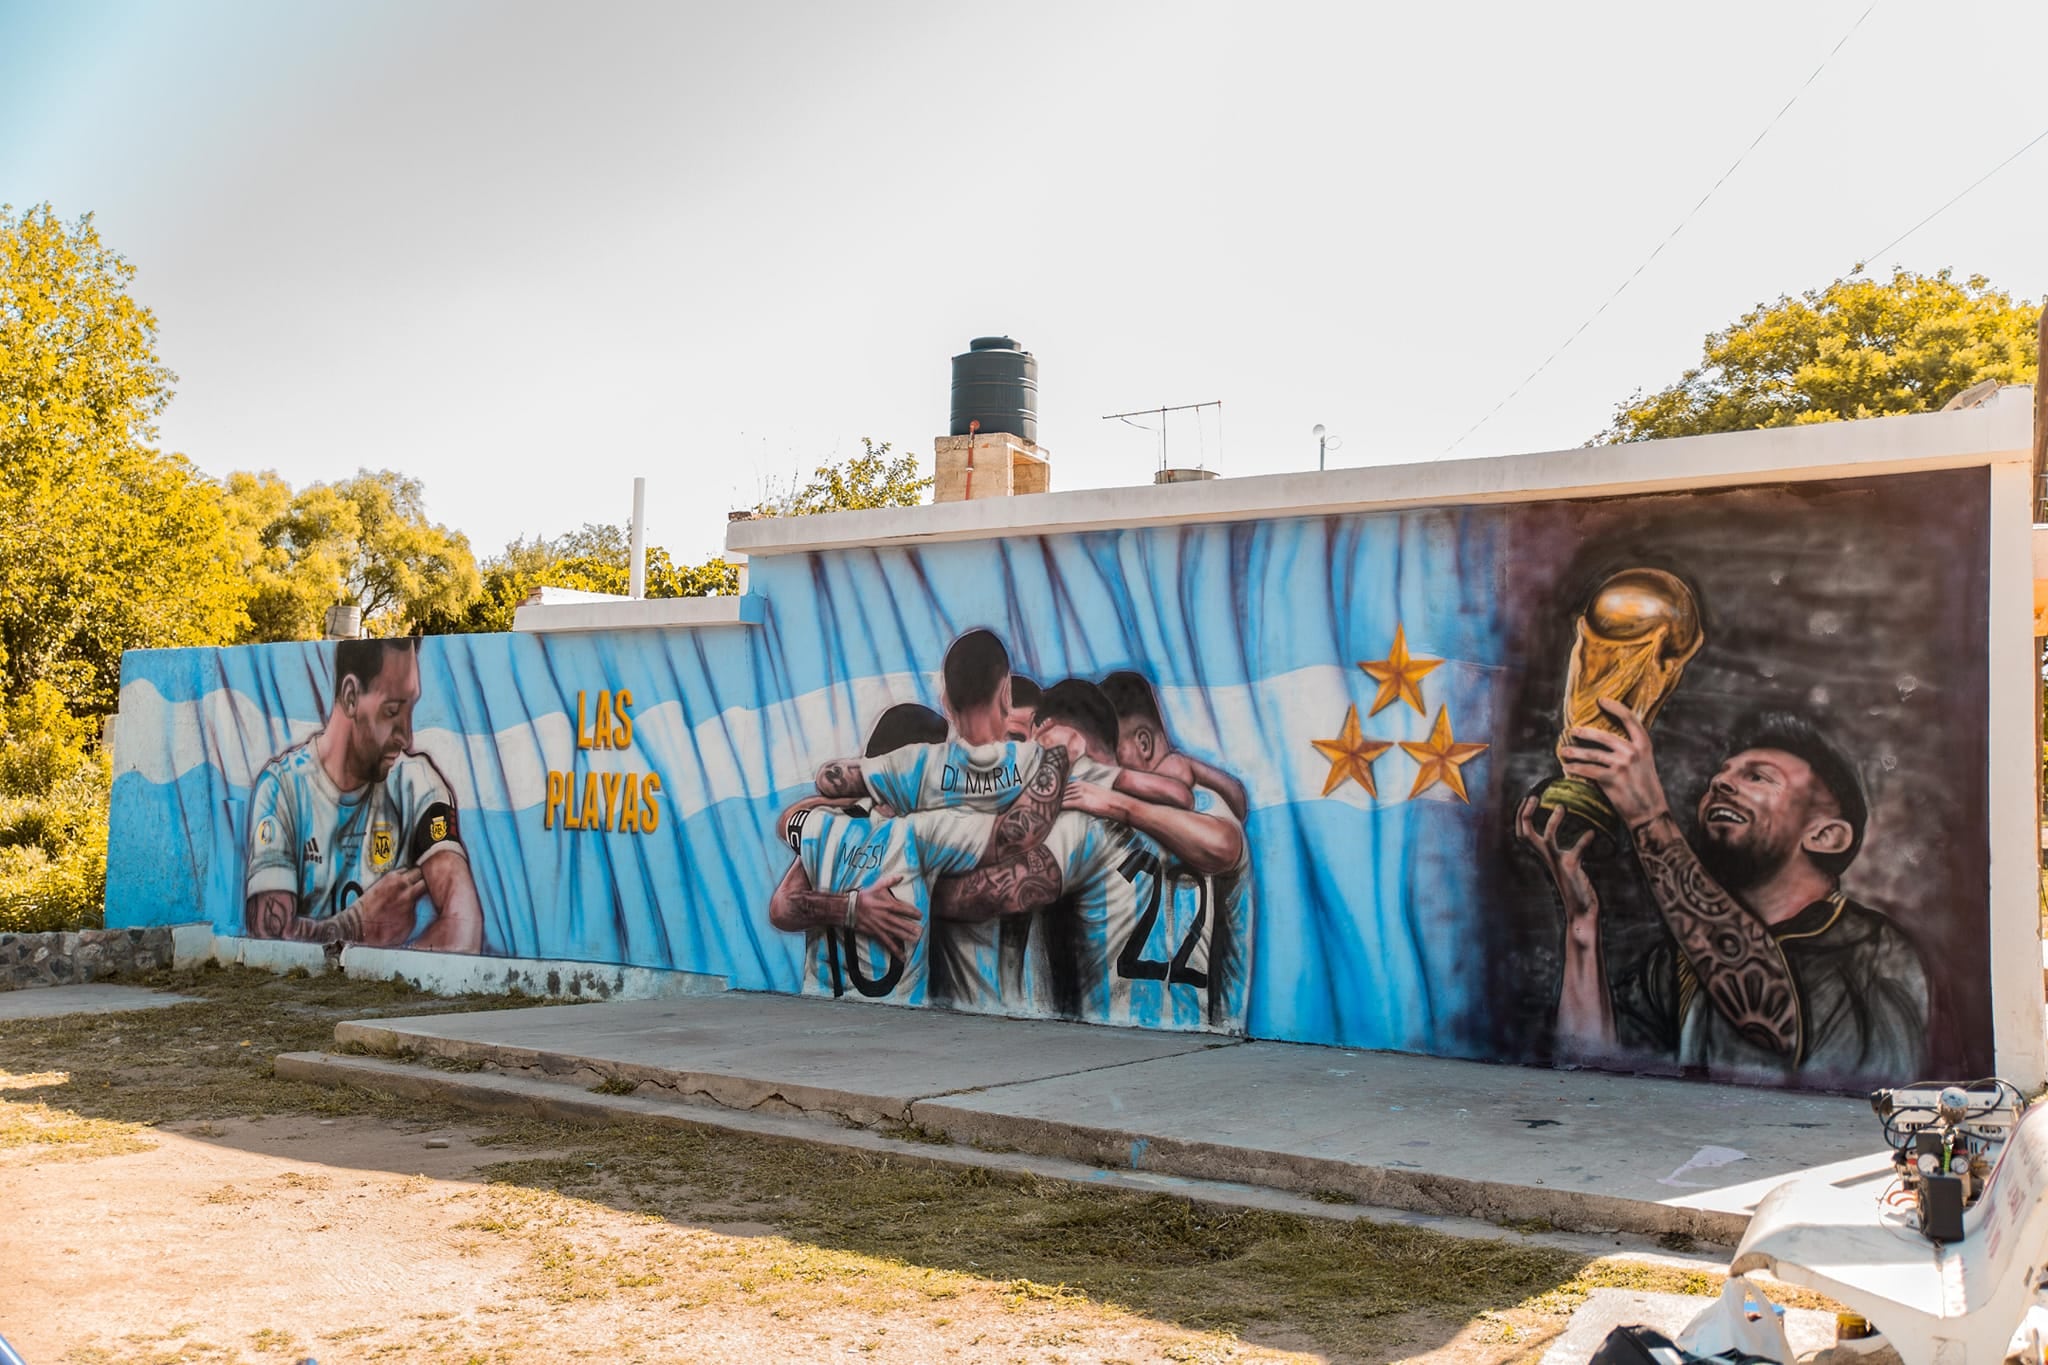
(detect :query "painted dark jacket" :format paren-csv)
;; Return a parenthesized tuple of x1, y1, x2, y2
(1616, 894, 1929, 1090)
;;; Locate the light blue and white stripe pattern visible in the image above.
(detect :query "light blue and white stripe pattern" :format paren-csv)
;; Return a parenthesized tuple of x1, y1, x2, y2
(108, 507, 1509, 1054)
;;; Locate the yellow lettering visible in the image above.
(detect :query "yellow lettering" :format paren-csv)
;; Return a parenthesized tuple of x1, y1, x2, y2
(640, 772, 662, 833)
(601, 771, 623, 832)
(619, 773, 642, 833)
(613, 689, 634, 748)
(593, 691, 615, 750)
(544, 771, 564, 830)
(564, 768, 582, 829)
(576, 691, 592, 749)
(580, 771, 603, 833)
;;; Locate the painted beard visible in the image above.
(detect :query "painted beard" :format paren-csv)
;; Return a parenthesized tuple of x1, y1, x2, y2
(1694, 824, 1784, 895)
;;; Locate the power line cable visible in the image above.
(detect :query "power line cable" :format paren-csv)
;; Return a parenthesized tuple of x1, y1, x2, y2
(1850, 124, 2048, 275)
(1440, 2, 1878, 456)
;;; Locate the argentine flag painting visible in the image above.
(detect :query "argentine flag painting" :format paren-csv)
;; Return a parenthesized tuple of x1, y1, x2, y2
(109, 506, 1509, 1056)
(107, 469, 2000, 1092)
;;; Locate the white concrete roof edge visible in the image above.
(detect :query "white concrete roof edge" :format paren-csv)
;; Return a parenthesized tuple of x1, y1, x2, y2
(727, 386, 2035, 558)
(511, 596, 753, 634)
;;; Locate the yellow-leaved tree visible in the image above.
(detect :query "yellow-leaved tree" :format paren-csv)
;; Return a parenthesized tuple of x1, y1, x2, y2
(1600, 269, 2039, 443)
(0, 204, 250, 713)
(0, 204, 250, 928)
(222, 468, 482, 640)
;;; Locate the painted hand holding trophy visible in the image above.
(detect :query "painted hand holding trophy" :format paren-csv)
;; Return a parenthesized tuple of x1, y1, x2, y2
(1537, 568, 1703, 840)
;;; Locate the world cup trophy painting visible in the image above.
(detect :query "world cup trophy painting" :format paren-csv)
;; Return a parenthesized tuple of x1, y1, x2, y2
(1536, 568, 1703, 838)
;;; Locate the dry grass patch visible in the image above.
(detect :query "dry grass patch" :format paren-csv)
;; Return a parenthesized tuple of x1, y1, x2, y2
(0, 962, 579, 1129)
(454, 1121, 1734, 1360)
(0, 1095, 152, 1160)
(6, 965, 1759, 1363)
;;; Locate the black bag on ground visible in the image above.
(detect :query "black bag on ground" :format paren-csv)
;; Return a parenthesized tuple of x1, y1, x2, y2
(1589, 1324, 1780, 1365)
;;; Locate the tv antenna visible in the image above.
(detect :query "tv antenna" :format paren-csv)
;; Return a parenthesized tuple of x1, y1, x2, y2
(1102, 400, 1223, 473)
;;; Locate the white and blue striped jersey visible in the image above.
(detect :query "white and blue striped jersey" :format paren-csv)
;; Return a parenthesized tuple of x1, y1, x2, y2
(1010, 811, 1171, 1028)
(928, 913, 1044, 1016)
(926, 755, 1134, 1018)
(244, 739, 464, 925)
(1163, 784, 1254, 1035)
(862, 738, 1042, 815)
(795, 805, 995, 1007)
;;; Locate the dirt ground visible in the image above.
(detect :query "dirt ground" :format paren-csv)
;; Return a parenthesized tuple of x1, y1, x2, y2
(0, 967, 1730, 1364)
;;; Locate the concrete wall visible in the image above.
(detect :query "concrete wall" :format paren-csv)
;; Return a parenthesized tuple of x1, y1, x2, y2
(933, 432, 1050, 502)
(105, 392, 2043, 1091)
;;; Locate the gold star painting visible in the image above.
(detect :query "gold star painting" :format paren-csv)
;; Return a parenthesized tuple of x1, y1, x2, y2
(1358, 624, 1440, 716)
(1311, 704, 1392, 797)
(1400, 706, 1490, 803)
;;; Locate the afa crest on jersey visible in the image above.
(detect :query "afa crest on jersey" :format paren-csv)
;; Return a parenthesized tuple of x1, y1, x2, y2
(256, 817, 276, 846)
(369, 826, 395, 868)
(430, 815, 448, 842)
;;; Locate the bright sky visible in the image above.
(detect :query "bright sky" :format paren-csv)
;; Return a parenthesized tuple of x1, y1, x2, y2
(4, 1, 2044, 562)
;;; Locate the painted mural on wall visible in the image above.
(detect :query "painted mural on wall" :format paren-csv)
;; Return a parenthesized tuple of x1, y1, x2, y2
(107, 466, 1993, 1088)
(1483, 472, 1990, 1091)
(241, 638, 482, 952)
(769, 630, 1253, 1031)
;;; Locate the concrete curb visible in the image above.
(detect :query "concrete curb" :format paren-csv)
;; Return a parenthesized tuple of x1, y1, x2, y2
(275, 1050, 1722, 1271)
(912, 1099, 1748, 1246)
(332, 1020, 911, 1127)
(320, 1021, 1750, 1245)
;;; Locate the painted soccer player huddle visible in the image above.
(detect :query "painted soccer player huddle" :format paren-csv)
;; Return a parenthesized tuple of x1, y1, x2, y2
(768, 629, 1253, 1033)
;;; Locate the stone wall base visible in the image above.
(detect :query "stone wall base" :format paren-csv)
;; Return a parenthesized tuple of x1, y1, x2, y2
(0, 927, 175, 990)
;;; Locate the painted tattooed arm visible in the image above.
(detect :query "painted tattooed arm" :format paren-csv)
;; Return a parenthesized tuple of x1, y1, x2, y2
(978, 741, 1072, 865)
(1561, 698, 1800, 1056)
(930, 847, 1065, 924)
(243, 870, 423, 947)
(813, 757, 866, 800)
(930, 743, 1076, 923)
(766, 859, 921, 957)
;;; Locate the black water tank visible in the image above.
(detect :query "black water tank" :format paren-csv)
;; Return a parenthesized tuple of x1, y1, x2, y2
(950, 336, 1037, 443)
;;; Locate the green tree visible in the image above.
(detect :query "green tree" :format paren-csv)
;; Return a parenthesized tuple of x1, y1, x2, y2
(758, 437, 930, 516)
(427, 524, 740, 634)
(224, 468, 481, 640)
(0, 681, 108, 933)
(429, 437, 927, 637)
(0, 204, 250, 713)
(1601, 269, 2040, 443)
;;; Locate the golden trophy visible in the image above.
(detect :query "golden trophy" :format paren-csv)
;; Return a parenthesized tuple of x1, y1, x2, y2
(1537, 568, 1703, 837)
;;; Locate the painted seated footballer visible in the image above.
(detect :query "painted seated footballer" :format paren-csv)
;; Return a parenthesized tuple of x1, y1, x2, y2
(244, 637, 483, 952)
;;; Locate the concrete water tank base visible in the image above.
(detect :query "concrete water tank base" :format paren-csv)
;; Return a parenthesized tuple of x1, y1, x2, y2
(934, 432, 1051, 502)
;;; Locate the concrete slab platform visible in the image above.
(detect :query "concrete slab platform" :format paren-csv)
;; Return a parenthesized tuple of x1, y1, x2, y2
(277, 1050, 1724, 1275)
(913, 1039, 1888, 1244)
(336, 992, 1218, 1127)
(0, 984, 203, 1021)
(334, 992, 1888, 1244)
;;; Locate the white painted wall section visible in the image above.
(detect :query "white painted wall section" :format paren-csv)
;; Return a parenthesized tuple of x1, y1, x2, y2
(727, 389, 2034, 558)
(513, 593, 765, 634)
(1988, 457, 2045, 1088)
(171, 928, 728, 1001)
(339, 947, 726, 1001)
